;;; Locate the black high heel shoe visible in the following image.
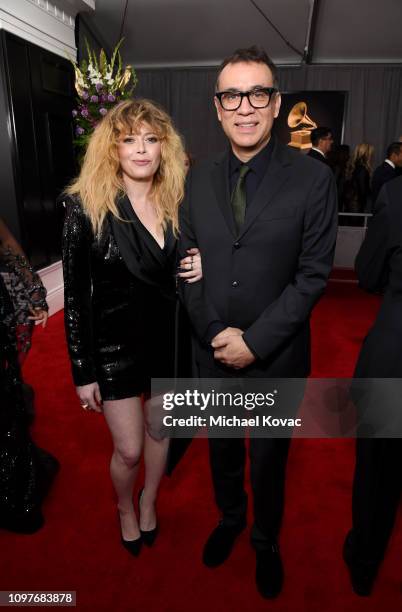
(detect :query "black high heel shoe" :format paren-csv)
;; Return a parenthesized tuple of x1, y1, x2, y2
(118, 511, 142, 557)
(138, 488, 159, 547)
(121, 536, 142, 556)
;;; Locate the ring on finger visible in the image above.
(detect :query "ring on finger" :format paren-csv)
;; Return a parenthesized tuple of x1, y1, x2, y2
(81, 403, 89, 409)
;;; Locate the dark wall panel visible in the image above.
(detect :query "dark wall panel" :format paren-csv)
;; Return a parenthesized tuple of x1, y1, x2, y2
(0, 34, 22, 242)
(1, 31, 76, 269)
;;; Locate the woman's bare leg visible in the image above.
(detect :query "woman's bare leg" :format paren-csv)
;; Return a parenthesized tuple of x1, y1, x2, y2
(141, 397, 169, 530)
(103, 397, 143, 540)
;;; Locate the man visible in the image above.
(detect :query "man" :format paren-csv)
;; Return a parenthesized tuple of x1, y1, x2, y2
(307, 127, 334, 164)
(344, 176, 402, 596)
(371, 142, 402, 202)
(178, 46, 337, 599)
(398, 137, 402, 177)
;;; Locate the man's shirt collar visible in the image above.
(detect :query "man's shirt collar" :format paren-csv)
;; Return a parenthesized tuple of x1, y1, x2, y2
(311, 146, 326, 158)
(229, 136, 275, 178)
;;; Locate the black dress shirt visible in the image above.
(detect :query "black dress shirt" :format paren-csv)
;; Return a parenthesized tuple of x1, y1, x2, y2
(206, 138, 275, 347)
(229, 136, 275, 209)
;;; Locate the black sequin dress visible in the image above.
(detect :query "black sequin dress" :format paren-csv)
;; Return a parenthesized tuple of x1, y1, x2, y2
(0, 275, 59, 533)
(62, 195, 178, 400)
(0, 219, 48, 358)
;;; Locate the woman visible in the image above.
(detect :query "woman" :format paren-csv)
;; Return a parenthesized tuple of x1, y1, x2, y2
(62, 99, 201, 556)
(344, 176, 402, 596)
(184, 150, 194, 175)
(0, 273, 58, 534)
(343, 143, 374, 215)
(0, 218, 48, 361)
(327, 144, 350, 211)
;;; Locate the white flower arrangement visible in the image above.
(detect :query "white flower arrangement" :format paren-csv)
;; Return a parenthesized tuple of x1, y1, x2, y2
(68, 39, 138, 149)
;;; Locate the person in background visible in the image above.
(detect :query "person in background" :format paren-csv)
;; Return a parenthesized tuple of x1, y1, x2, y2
(343, 143, 374, 214)
(396, 136, 402, 176)
(0, 270, 58, 534)
(344, 175, 402, 596)
(328, 144, 350, 211)
(62, 99, 202, 557)
(0, 218, 48, 362)
(307, 127, 334, 165)
(184, 150, 194, 175)
(371, 142, 402, 203)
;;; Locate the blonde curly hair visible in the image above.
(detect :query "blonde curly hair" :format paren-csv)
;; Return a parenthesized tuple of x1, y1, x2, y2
(67, 98, 186, 236)
(346, 143, 374, 179)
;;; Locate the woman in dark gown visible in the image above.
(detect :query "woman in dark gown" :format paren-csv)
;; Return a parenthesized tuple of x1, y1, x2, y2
(0, 218, 48, 361)
(0, 271, 58, 533)
(62, 99, 201, 556)
(343, 143, 374, 215)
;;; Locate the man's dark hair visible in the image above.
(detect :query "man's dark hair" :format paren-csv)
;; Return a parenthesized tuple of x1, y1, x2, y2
(215, 45, 279, 91)
(311, 127, 332, 146)
(386, 141, 402, 158)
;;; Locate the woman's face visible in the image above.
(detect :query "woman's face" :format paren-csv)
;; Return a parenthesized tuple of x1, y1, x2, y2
(117, 122, 162, 182)
(184, 154, 191, 175)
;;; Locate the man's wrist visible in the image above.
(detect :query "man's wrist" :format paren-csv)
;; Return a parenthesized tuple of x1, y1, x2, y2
(242, 333, 260, 360)
(205, 321, 226, 344)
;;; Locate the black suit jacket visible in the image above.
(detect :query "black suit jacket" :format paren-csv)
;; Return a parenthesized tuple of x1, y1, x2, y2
(371, 161, 396, 204)
(307, 148, 328, 165)
(354, 176, 402, 377)
(178, 138, 338, 377)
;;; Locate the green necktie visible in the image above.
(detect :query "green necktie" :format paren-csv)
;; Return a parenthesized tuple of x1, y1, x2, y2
(231, 164, 250, 233)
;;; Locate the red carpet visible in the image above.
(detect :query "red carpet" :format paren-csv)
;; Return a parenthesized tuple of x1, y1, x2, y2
(1, 283, 401, 611)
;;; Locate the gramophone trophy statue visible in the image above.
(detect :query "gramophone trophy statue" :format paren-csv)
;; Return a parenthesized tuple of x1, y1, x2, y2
(287, 102, 317, 149)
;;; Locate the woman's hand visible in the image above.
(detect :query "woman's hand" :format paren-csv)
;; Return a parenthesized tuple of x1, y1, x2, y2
(178, 247, 202, 283)
(76, 382, 103, 413)
(28, 307, 48, 328)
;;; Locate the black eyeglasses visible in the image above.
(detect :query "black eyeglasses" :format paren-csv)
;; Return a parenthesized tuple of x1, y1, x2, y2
(215, 87, 278, 111)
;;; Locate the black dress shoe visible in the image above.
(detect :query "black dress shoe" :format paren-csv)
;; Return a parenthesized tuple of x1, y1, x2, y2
(343, 531, 377, 597)
(255, 544, 284, 599)
(138, 488, 158, 547)
(202, 523, 245, 567)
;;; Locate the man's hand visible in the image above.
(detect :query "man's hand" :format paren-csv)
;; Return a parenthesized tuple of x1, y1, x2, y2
(211, 327, 243, 344)
(212, 330, 255, 369)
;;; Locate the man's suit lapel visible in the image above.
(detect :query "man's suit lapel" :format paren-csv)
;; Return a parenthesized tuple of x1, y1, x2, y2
(211, 151, 237, 237)
(210, 141, 294, 238)
(238, 140, 293, 239)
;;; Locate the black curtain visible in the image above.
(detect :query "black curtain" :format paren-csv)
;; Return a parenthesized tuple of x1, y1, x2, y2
(135, 64, 402, 164)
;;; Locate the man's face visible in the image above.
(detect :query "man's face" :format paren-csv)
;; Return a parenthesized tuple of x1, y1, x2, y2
(214, 61, 281, 161)
(392, 148, 402, 167)
(319, 133, 334, 155)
